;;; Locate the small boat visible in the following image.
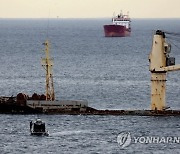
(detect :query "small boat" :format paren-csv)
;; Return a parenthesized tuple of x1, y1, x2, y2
(30, 119, 49, 136)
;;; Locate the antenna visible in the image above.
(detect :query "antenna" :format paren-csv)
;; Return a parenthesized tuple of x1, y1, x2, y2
(41, 40, 55, 101)
(120, 10, 123, 15)
(113, 12, 115, 17)
(46, 9, 51, 40)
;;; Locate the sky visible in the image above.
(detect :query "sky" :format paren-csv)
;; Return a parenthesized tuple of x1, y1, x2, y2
(0, 0, 180, 18)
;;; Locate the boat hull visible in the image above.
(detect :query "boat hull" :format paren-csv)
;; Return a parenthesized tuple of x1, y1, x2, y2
(103, 25, 131, 37)
(31, 131, 49, 136)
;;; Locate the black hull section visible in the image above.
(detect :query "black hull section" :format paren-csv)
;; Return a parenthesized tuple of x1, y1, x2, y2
(0, 103, 42, 114)
(1, 103, 180, 116)
(31, 132, 49, 136)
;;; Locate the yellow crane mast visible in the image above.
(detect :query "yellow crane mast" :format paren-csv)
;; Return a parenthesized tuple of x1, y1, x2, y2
(149, 30, 180, 110)
(41, 40, 55, 101)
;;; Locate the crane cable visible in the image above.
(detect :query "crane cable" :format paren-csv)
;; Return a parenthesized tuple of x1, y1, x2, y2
(165, 31, 180, 50)
(165, 31, 180, 37)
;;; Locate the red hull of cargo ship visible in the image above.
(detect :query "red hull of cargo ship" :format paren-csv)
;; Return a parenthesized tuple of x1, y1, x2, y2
(104, 25, 131, 37)
(104, 11, 131, 37)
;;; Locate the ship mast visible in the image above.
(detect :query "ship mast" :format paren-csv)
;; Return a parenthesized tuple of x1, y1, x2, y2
(41, 40, 55, 101)
(149, 30, 180, 110)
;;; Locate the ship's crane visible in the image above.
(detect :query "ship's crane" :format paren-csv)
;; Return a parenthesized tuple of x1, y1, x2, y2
(149, 30, 180, 110)
(41, 40, 55, 101)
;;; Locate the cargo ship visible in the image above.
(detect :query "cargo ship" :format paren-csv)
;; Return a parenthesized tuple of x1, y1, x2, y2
(1, 30, 180, 116)
(0, 40, 89, 114)
(103, 12, 131, 37)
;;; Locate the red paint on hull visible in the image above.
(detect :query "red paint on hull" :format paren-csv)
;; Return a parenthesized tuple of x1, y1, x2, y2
(104, 25, 131, 37)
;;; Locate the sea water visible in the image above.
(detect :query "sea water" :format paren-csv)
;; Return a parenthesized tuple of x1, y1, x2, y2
(0, 18, 180, 153)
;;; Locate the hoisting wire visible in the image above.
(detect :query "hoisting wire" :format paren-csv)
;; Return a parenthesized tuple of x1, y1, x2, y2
(164, 31, 180, 51)
(167, 38, 180, 51)
(166, 36, 180, 43)
(165, 31, 180, 37)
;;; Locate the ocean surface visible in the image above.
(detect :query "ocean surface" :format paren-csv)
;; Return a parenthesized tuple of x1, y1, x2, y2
(0, 18, 180, 153)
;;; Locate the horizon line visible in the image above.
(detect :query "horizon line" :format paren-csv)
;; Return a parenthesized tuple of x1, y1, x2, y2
(0, 17, 180, 20)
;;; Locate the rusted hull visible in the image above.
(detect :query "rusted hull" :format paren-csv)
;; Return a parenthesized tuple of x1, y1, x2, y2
(1, 103, 180, 116)
(1, 96, 180, 116)
(103, 25, 131, 37)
